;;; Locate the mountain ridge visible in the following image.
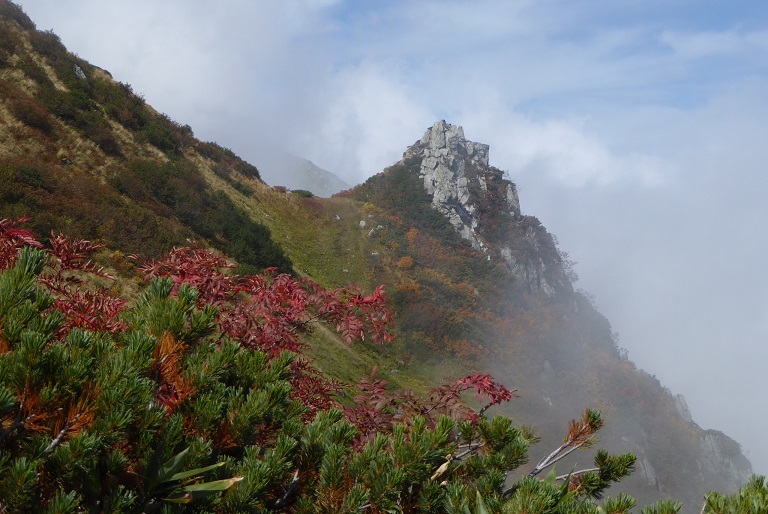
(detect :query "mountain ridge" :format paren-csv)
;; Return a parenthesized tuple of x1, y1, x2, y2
(345, 119, 752, 507)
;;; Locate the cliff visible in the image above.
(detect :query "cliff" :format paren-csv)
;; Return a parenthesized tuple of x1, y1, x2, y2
(359, 120, 754, 509)
(403, 120, 569, 296)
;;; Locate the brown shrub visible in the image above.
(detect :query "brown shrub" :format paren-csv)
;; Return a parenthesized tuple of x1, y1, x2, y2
(9, 96, 53, 134)
(396, 256, 414, 270)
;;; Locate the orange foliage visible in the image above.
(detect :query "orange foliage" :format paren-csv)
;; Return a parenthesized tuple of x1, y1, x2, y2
(396, 283, 422, 295)
(397, 256, 414, 270)
(445, 337, 486, 360)
(406, 227, 419, 245)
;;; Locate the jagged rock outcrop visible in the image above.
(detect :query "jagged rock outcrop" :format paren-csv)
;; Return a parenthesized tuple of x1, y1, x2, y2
(675, 394, 693, 424)
(404, 121, 512, 250)
(621, 434, 660, 489)
(672, 395, 752, 490)
(403, 121, 564, 296)
(698, 431, 753, 487)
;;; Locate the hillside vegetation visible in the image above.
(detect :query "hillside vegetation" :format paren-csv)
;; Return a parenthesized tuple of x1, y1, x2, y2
(0, 2, 756, 512)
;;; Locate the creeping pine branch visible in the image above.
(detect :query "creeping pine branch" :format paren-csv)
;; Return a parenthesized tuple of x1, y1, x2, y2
(429, 389, 518, 483)
(453, 442, 486, 461)
(44, 413, 81, 455)
(556, 467, 599, 481)
(430, 441, 489, 482)
(503, 409, 603, 497)
(527, 408, 603, 478)
(528, 441, 583, 478)
(268, 470, 300, 509)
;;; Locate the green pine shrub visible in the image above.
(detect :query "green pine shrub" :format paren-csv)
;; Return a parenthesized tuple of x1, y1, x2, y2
(0, 218, 712, 513)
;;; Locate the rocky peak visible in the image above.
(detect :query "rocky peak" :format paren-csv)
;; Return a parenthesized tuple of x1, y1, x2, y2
(403, 120, 520, 249)
(415, 120, 491, 168)
(403, 121, 565, 296)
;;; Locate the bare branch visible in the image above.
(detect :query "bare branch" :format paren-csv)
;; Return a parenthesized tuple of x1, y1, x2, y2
(557, 467, 599, 481)
(44, 413, 80, 455)
(529, 436, 595, 477)
(269, 469, 300, 509)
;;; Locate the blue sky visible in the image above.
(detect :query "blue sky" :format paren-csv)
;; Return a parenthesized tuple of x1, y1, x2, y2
(15, 0, 768, 474)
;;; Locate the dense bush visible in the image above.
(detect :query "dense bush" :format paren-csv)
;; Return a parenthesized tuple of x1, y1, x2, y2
(111, 158, 291, 273)
(350, 157, 464, 244)
(0, 159, 193, 257)
(137, 114, 194, 154)
(15, 56, 52, 87)
(0, 0, 34, 30)
(27, 27, 92, 92)
(197, 141, 238, 163)
(15, 51, 122, 156)
(0, 219, 686, 513)
(0, 17, 24, 63)
(230, 180, 254, 197)
(73, 109, 122, 156)
(92, 79, 147, 130)
(344, 159, 518, 363)
(292, 189, 315, 198)
(9, 95, 52, 133)
(197, 141, 260, 180)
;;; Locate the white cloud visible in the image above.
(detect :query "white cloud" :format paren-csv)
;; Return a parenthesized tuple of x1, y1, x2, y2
(297, 62, 435, 182)
(457, 99, 671, 188)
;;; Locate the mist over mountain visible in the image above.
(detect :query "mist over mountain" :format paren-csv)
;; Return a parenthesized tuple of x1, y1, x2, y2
(345, 121, 753, 507)
(256, 151, 350, 197)
(0, 2, 760, 510)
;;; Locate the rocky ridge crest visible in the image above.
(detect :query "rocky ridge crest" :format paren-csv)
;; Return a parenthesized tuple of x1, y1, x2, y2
(401, 123, 753, 501)
(403, 120, 561, 296)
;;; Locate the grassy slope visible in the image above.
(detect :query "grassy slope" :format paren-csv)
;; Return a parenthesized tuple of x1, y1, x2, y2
(0, 7, 434, 394)
(193, 159, 460, 393)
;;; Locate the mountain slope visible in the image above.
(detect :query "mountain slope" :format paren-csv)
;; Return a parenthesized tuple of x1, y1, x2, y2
(0, 3, 290, 274)
(0, 3, 752, 510)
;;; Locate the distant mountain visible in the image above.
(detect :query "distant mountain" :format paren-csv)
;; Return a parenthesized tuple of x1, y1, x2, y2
(256, 151, 350, 197)
(0, 2, 753, 510)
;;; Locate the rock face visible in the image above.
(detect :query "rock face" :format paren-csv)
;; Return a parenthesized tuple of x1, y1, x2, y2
(620, 433, 660, 489)
(404, 121, 512, 250)
(698, 431, 753, 488)
(403, 121, 563, 296)
(672, 395, 752, 491)
(675, 394, 693, 423)
(398, 122, 753, 500)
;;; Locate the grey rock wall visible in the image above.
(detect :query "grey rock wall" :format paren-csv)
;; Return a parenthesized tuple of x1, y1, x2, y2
(698, 431, 753, 488)
(403, 120, 559, 296)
